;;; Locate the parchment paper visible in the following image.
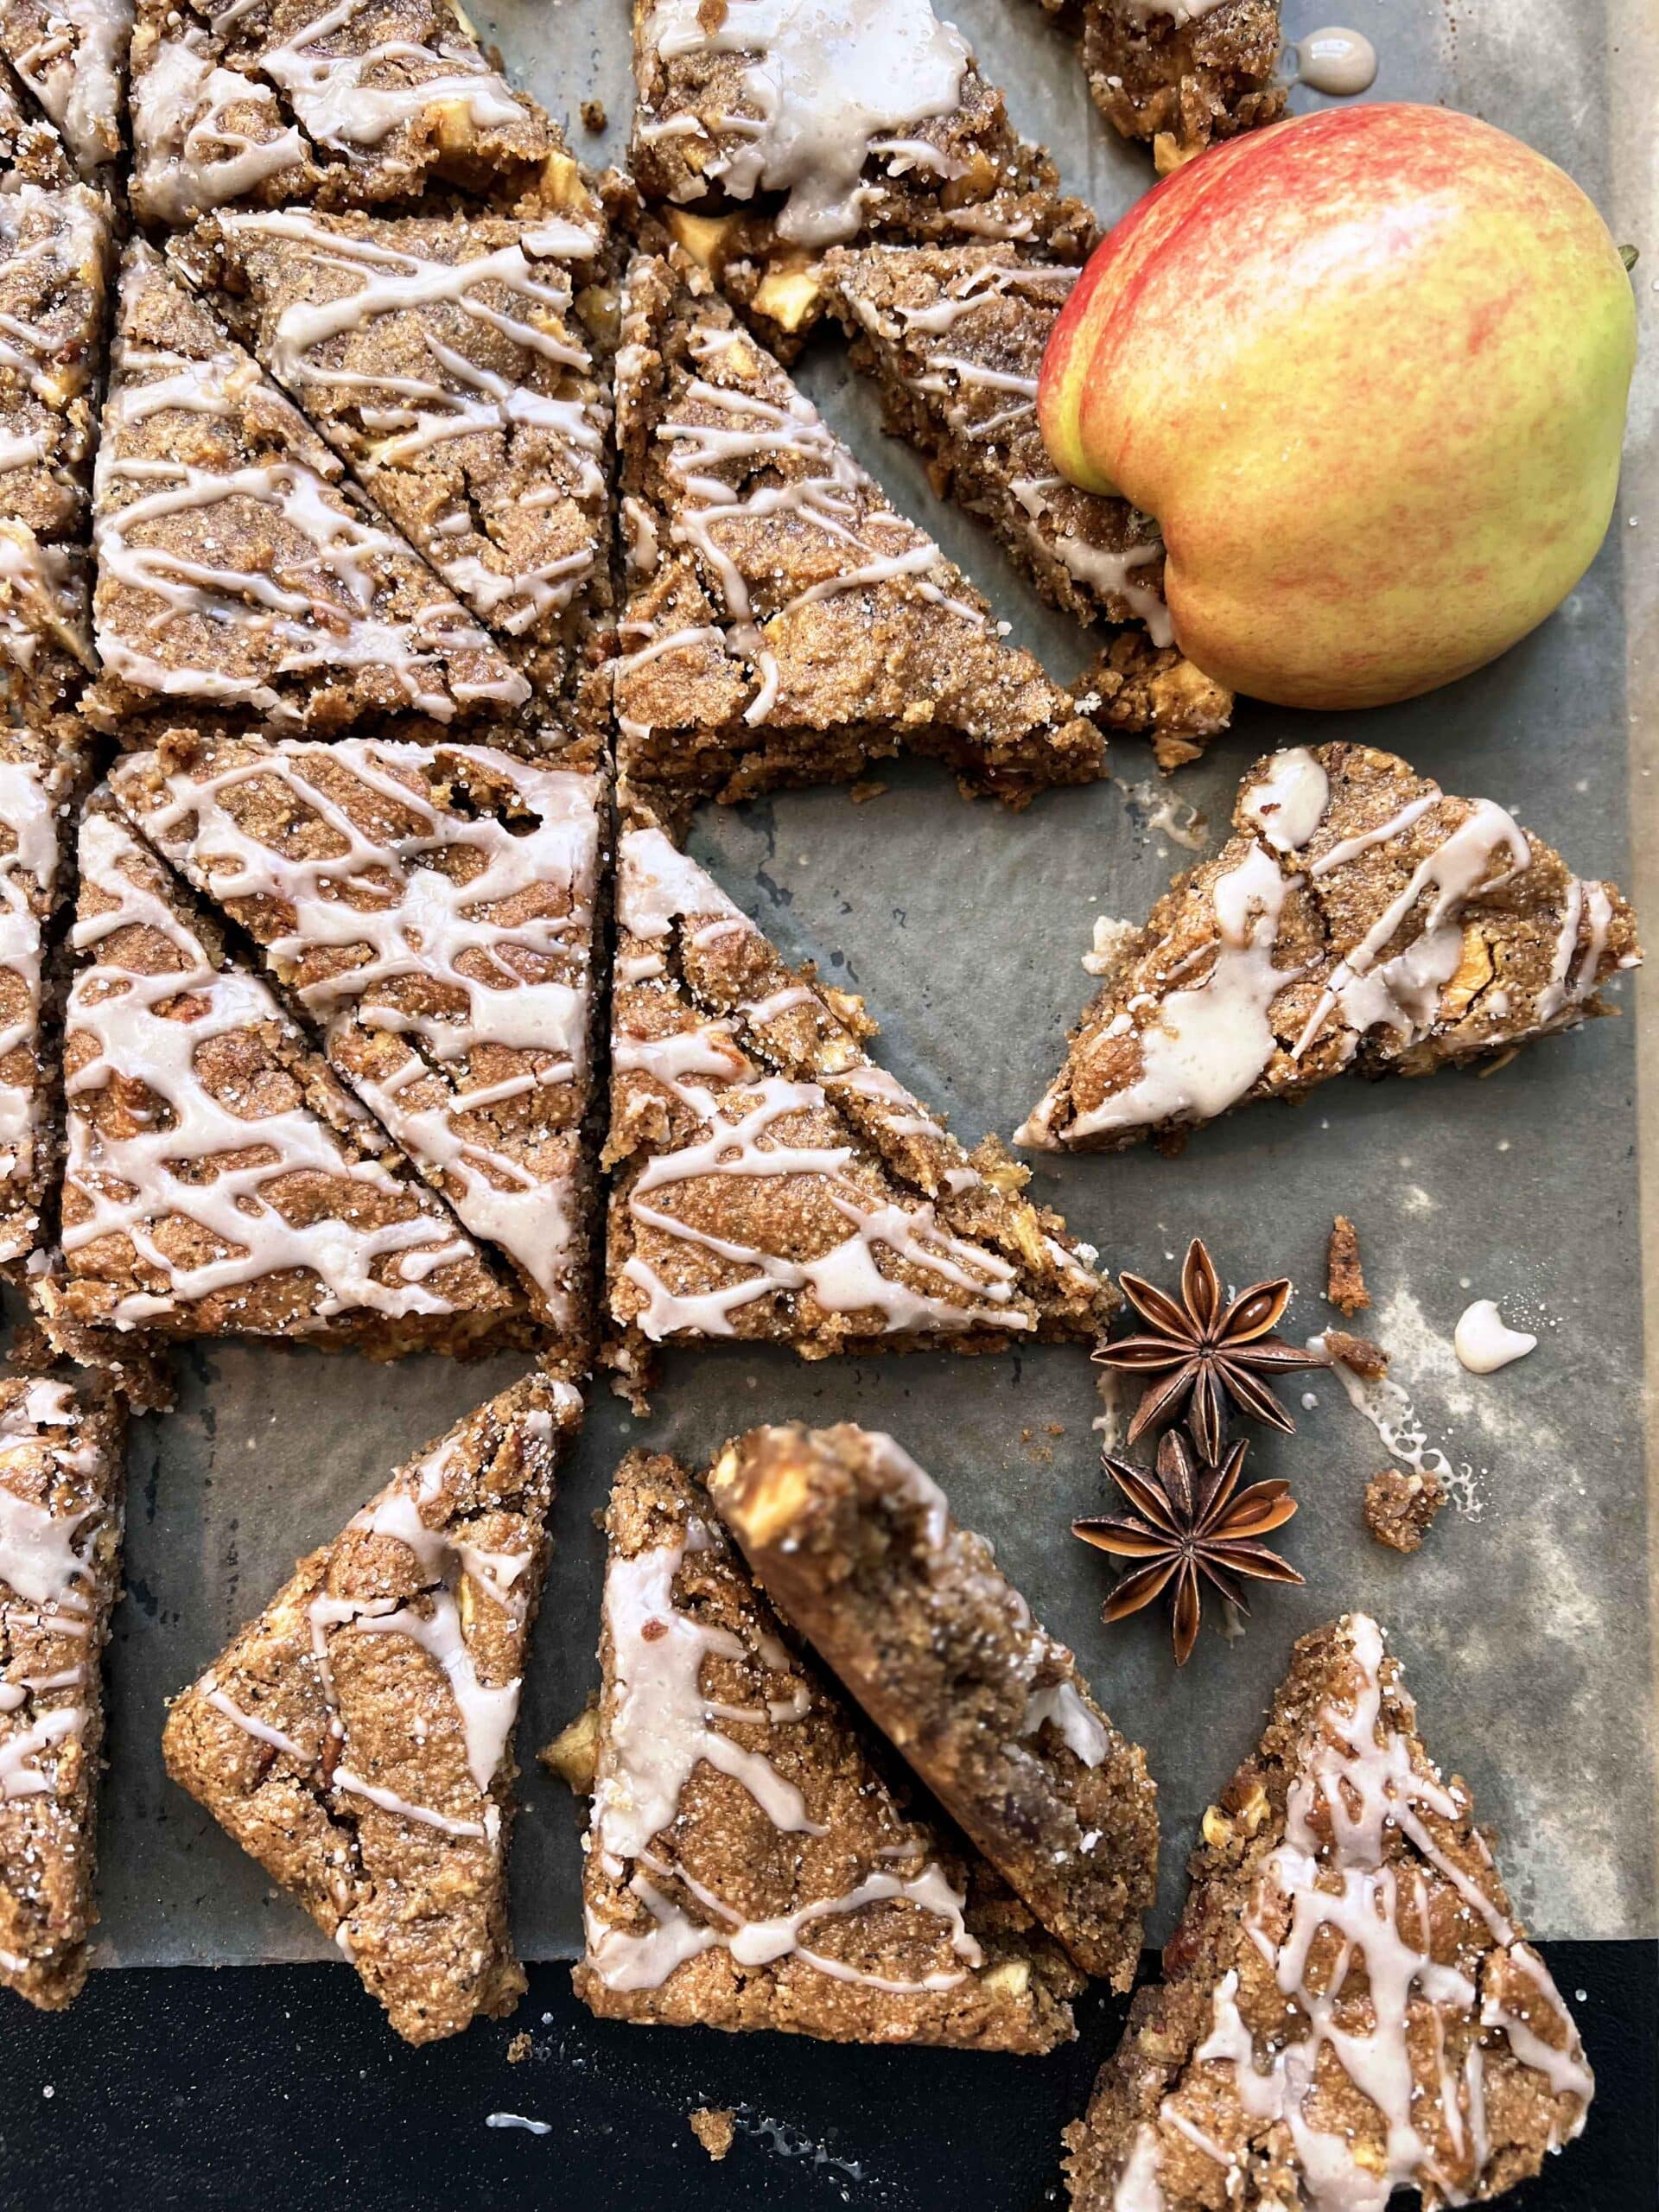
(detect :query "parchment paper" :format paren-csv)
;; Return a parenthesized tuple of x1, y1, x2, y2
(63, 0, 1659, 1967)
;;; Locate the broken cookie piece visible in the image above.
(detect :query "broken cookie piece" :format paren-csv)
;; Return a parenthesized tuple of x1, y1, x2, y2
(0, 1368, 127, 2009)
(1020, 742, 1641, 1153)
(614, 251, 1103, 831)
(163, 1373, 580, 2044)
(710, 1422, 1157, 1987)
(1363, 1465, 1446, 1555)
(1063, 1612, 1594, 2208)
(605, 828, 1111, 1398)
(1326, 1211, 1370, 1315)
(574, 1449, 1084, 2050)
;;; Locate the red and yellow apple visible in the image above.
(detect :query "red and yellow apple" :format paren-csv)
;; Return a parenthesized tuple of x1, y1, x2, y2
(1039, 105, 1636, 710)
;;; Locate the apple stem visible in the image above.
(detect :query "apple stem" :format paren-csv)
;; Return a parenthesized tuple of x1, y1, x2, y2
(1619, 243, 1640, 272)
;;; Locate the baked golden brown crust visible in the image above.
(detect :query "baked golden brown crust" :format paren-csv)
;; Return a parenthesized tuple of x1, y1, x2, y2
(167, 197, 616, 707)
(0, 1368, 126, 2009)
(129, 0, 563, 226)
(614, 251, 1103, 832)
(605, 826, 1112, 1399)
(58, 791, 530, 1357)
(1020, 741, 1642, 1153)
(710, 1422, 1157, 1987)
(572, 1448, 1084, 2050)
(1062, 1614, 1594, 2209)
(163, 1371, 580, 2044)
(88, 240, 530, 741)
(110, 727, 606, 1364)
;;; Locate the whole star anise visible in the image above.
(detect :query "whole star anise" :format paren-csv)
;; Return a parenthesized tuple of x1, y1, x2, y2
(1074, 1428, 1304, 1666)
(1094, 1237, 1327, 1462)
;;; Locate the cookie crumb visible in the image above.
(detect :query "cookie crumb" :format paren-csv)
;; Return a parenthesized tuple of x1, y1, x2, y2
(1325, 1328, 1389, 1380)
(1364, 1465, 1446, 1554)
(690, 2107, 736, 2161)
(1327, 1215, 1370, 1315)
(506, 2031, 532, 2064)
(581, 99, 607, 133)
(849, 779, 887, 804)
(540, 1696, 601, 1795)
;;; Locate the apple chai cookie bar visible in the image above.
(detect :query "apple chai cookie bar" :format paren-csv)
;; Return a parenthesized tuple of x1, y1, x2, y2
(614, 252, 1103, 831)
(631, 0, 1093, 355)
(823, 241, 1233, 766)
(0, 1369, 126, 2009)
(0, 0, 132, 181)
(1020, 741, 1642, 1152)
(573, 1449, 1083, 2050)
(55, 794, 527, 1356)
(606, 828, 1112, 1399)
(1063, 1613, 1595, 2209)
(0, 171, 111, 729)
(111, 727, 603, 1361)
(88, 241, 530, 741)
(163, 1373, 579, 2044)
(168, 197, 614, 705)
(1031, 0, 1285, 176)
(129, 0, 563, 228)
(710, 1423, 1157, 1987)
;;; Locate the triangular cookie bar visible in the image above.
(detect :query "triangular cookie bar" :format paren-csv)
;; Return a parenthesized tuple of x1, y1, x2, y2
(1020, 742, 1641, 1152)
(111, 726, 602, 1360)
(163, 1373, 579, 2044)
(1063, 1613, 1594, 2209)
(0, 170, 111, 728)
(710, 1422, 1157, 1989)
(614, 251, 1103, 832)
(0, 51, 75, 184)
(1032, 0, 1284, 175)
(129, 0, 561, 227)
(630, 0, 1094, 354)
(88, 241, 529, 740)
(168, 198, 613, 702)
(54, 793, 526, 1356)
(823, 241, 1233, 769)
(572, 1448, 1083, 2050)
(606, 827, 1111, 1397)
(0, 1368, 126, 2008)
(0, 0, 131, 181)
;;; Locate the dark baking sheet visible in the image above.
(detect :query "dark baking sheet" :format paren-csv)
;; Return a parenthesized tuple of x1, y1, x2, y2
(84, 0, 1657, 1974)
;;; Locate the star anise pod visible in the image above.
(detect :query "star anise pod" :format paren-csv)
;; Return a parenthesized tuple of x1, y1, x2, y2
(1073, 1427, 1303, 1666)
(1093, 1237, 1327, 1462)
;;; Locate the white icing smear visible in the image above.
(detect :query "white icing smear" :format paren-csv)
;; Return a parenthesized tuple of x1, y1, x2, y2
(1022, 1681, 1108, 1768)
(641, 0, 971, 245)
(619, 826, 749, 944)
(1240, 747, 1330, 855)
(1452, 1300, 1537, 1376)
(9, 0, 133, 175)
(1294, 26, 1379, 97)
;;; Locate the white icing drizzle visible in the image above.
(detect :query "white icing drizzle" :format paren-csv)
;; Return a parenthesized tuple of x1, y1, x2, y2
(1021, 1680, 1108, 1768)
(1110, 2124, 1167, 2212)
(114, 740, 600, 1318)
(94, 260, 527, 723)
(626, 319, 986, 723)
(0, 180, 107, 402)
(619, 824, 749, 944)
(588, 1518, 982, 1997)
(62, 807, 480, 1329)
(206, 210, 605, 636)
(1164, 1617, 1592, 2209)
(131, 31, 307, 222)
(8, 0, 131, 174)
(1452, 1300, 1536, 1376)
(640, 0, 971, 246)
(1021, 842, 1298, 1146)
